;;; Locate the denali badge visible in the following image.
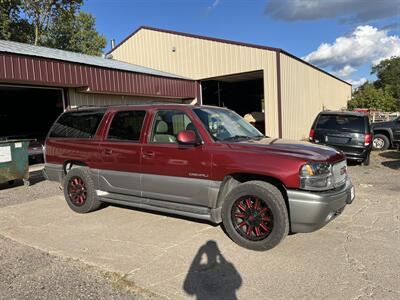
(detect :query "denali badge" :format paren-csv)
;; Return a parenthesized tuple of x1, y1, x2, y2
(188, 173, 209, 178)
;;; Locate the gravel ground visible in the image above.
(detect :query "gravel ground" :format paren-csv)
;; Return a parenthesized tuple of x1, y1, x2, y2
(0, 235, 148, 300)
(0, 167, 60, 209)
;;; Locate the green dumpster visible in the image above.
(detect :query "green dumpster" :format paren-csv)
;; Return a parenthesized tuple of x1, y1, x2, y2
(0, 140, 30, 186)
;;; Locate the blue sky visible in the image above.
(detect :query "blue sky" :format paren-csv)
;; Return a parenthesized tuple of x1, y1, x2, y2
(83, 0, 400, 87)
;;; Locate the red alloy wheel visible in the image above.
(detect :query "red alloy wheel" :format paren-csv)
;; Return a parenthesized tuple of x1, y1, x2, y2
(231, 196, 274, 241)
(67, 176, 87, 207)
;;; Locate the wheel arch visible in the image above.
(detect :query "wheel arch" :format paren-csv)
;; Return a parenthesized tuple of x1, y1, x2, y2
(373, 129, 393, 144)
(62, 160, 89, 175)
(216, 173, 289, 212)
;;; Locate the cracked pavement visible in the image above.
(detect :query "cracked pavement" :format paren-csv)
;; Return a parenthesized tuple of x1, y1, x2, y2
(0, 151, 399, 299)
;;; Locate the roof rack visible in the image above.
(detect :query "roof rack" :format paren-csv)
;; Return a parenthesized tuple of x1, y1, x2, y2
(68, 105, 107, 110)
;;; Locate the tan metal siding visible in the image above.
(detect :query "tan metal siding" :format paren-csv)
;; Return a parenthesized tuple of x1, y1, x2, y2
(280, 53, 352, 140)
(68, 88, 182, 107)
(111, 29, 280, 137)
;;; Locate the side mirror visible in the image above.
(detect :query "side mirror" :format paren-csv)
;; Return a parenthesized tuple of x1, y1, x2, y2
(177, 130, 198, 145)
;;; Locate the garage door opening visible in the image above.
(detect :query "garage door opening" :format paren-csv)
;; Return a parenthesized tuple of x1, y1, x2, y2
(201, 71, 265, 133)
(0, 85, 64, 164)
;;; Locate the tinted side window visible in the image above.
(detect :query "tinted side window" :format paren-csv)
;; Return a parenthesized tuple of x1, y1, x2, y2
(107, 110, 146, 141)
(49, 110, 105, 138)
(316, 115, 365, 133)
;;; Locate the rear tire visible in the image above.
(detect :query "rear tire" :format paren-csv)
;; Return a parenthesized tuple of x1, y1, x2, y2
(221, 181, 289, 251)
(372, 134, 390, 151)
(63, 167, 102, 213)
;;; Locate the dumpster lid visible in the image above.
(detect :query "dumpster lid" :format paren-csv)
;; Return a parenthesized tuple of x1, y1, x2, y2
(0, 138, 35, 144)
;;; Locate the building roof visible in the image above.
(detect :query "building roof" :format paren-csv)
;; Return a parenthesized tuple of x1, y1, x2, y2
(0, 39, 185, 79)
(108, 26, 351, 86)
(0, 41, 197, 99)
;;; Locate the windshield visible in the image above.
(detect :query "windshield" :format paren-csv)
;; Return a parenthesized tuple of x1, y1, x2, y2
(316, 114, 366, 133)
(193, 107, 264, 141)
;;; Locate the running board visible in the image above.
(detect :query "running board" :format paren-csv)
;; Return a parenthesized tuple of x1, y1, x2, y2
(98, 195, 222, 224)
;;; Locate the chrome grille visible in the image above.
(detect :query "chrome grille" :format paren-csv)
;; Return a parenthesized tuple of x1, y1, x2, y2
(332, 160, 347, 187)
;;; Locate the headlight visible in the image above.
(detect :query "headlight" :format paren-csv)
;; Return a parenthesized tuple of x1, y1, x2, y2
(300, 162, 333, 191)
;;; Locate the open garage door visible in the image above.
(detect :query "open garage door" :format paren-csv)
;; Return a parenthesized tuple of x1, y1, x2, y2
(201, 71, 265, 133)
(0, 85, 64, 163)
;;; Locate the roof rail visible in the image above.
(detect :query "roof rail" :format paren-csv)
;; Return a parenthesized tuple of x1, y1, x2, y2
(69, 105, 106, 110)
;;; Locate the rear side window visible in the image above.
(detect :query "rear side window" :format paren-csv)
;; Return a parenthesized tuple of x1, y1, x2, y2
(316, 115, 366, 133)
(49, 110, 105, 138)
(107, 110, 146, 141)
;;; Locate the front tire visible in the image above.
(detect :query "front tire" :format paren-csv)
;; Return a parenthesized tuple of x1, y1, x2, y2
(63, 167, 102, 213)
(221, 181, 289, 251)
(372, 134, 390, 151)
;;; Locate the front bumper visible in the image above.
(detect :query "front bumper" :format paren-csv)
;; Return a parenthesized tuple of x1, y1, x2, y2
(287, 178, 354, 233)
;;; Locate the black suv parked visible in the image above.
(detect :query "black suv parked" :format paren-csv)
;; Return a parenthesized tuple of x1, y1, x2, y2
(371, 117, 400, 151)
(309, 111, 372, 165)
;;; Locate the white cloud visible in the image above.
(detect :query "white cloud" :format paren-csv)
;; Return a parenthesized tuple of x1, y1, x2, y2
(347, 77, 367, 89)
(304, 25, 400, 72)
(333, 65, 356, 77)
(207, 0, 221, 13)
(265, 0, 400, 23)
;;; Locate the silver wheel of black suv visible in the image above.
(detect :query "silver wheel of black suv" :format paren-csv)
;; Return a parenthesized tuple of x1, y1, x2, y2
(372, 134, 390, 151)
(221, 181, 289, 251)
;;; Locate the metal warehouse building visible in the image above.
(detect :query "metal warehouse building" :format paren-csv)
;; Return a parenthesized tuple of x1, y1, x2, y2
(108, 27, 352, 139)
(0, 40, 197, 142)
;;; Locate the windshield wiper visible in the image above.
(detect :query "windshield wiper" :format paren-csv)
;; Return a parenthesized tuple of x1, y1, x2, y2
(223, 135, 252, 141)
(252, 135, 265, 140)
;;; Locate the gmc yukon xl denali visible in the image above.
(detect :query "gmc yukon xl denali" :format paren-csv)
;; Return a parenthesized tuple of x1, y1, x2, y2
(44, 104, 355, 251)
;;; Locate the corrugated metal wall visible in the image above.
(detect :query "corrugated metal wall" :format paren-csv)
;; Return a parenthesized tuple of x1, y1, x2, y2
(0, 52, 197, 99)
(111, 29, 280, 137)
(68, 88, 182, 107)
(280, 53, 352, 140)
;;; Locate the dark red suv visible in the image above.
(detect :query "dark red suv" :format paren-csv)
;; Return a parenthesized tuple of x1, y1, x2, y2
(44, 104, 355, 250)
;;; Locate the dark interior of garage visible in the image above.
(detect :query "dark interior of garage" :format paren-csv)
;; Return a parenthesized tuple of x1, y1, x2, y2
(0, 86, 64, 162)
(201, 71, 265, 133)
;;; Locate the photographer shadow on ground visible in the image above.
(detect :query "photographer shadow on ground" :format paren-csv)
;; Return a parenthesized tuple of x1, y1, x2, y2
(183, 240, 242, 300)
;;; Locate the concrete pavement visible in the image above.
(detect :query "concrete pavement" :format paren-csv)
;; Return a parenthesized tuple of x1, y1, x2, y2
(0, 154, 399, 299)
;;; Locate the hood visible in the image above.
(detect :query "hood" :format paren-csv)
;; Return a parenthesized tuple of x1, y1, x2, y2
(226, 137, 345, 163)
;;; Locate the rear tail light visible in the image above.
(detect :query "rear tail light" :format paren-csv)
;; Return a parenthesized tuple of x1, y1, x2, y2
(309, 129, 315, 141)
(364, 134, 372, 146)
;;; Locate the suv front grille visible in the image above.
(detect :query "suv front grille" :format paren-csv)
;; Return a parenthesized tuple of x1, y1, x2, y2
(332, 160, 347, 188)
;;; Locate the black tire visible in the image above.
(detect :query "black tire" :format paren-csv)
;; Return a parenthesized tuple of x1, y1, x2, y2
(221, 181, 289, 251)
(63, 167, 102, 213)
(372, 134, 390, 151)
(361, 153, 370, 166)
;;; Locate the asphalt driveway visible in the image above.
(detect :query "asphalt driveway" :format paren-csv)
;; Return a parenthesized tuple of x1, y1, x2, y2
(0, 151, 399, 299)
